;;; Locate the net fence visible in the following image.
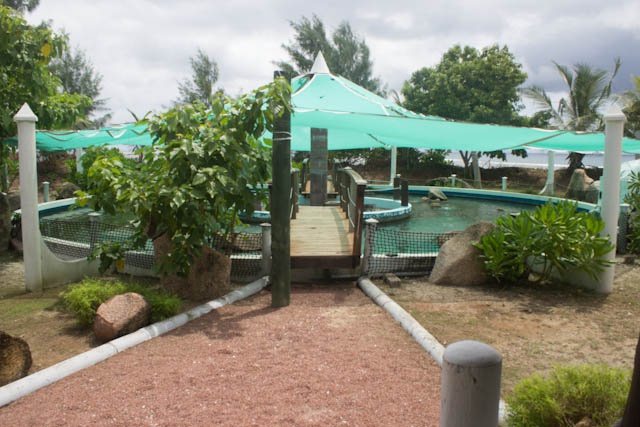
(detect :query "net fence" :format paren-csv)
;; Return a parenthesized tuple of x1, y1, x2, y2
(364, 227, 458, 276)
(35, 217, 264, 282)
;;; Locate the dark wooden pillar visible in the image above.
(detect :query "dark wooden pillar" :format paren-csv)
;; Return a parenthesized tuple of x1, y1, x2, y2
(271, 71, 291, 308)
(310, 128, 328, 206)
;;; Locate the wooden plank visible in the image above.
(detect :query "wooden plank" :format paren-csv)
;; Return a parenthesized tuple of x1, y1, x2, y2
(290, 206, 353, 257)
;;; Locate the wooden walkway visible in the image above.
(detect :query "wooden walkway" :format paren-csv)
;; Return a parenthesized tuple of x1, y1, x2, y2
(290, 205, 358, 269)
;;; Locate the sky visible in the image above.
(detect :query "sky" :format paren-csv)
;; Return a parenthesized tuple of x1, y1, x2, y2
(26, 0, 640, 125)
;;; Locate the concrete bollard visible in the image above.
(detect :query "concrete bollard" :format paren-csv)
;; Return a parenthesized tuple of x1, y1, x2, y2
(43, 181, 50, 202)
(501, 176, 507, 192)
(440, 340, 502, 427)
(450, 174, 457, 187)
(88, 212, 102, 251)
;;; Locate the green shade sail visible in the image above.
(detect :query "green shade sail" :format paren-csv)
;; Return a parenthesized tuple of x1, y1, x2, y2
(5, 52, 640, 155)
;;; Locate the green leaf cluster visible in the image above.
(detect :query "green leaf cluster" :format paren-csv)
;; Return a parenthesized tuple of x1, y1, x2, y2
(79, 78, 291, 276)
(476, 201, 614, 283)
(506, 364, 630, 427)
(624, 171, 640, 254)
(59, 278, 182, 326)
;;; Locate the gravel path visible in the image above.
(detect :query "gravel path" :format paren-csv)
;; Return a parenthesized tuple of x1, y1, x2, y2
(0, 284, 441, 426)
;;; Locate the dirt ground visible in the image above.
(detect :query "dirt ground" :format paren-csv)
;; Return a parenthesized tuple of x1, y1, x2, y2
(2, 249, 640, 399)
(373, 259, 640, 395)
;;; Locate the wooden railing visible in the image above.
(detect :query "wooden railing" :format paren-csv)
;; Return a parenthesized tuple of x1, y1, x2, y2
(335, 167, 367, 258)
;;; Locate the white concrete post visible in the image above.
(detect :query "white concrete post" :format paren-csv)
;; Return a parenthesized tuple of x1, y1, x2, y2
(440, 340, 502, 427)
(450, 174, 456, 187)
(389, 146, 397, 186)
(261, 223, 272, 276)
(597, 108, 626, 294)
(501, 176, 507, 192)
(14, 103, 42, 292)
(539, 150, 556, 196)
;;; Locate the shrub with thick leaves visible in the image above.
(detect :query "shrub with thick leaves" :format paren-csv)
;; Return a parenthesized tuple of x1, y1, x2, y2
(476, 201, 613, 283)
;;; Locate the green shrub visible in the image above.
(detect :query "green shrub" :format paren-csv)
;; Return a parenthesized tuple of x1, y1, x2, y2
(506, 364, 630, 427)
(475, 201, 614, 284)
(60, 278, 182, 325)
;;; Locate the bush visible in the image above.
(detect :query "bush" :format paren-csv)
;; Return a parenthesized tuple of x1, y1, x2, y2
(506, 364, 630, 427)
(475, 201, 614, 284)
(60, 278, 182, 325)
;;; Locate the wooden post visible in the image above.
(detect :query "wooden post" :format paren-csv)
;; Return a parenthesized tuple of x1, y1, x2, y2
(271, 71, 291, 308)
(310, 128, 328, 206)
(401, 179, 409, 207)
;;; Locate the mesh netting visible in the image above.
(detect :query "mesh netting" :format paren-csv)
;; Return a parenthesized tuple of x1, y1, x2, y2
(37, 217, 264, 281)
(364, 227, 457, 276)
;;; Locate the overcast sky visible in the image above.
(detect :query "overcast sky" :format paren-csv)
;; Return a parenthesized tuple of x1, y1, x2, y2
(26, 0, 640, 124)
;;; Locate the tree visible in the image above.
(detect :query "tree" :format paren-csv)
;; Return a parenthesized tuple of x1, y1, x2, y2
(0, 6, 92, 190)
(49, 46, 111, 127)
(2, 0, 39, 12)
(176, 48, 220, 106)
(276, 14, 386, 96)
(620, 75, 640, 139)
(522, 59, 621, 171)
(402, 44, 528, 171)
(79, 79, 291, 287)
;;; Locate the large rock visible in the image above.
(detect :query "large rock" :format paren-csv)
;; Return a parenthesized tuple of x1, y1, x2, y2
(0, 331, 32, 386)
(429, 221, 496, 286)
(93, 293, 151, 342)
(0, 192, 10, 253)
(584, 180, 600, 204)
(565, 169, 594, 201)
(56, 182, 81, 200)
(155, 234, 231, 301)
(427, 188, 448, 201)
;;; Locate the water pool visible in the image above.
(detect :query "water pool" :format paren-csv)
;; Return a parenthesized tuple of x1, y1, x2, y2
(376, 195, 535, 233)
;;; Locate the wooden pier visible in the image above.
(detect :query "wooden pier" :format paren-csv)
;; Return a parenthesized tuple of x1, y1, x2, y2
(290, 205, 358, 269)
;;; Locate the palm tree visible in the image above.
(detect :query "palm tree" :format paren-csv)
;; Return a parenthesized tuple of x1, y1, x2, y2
(620, 75, 640, 138)
(523, 59, 621, 171)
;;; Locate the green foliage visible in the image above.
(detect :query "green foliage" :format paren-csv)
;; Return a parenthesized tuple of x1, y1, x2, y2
(402, 44, 527, 171)
(59, 278, 182, 326)
(621, 74, 640, 138)
(476, 201, 614, 283)
(276, 14, 386, 96)
(506, 364, 630, 427)
(176, 48, 220, 107)
(624, 171, 640, 254)
(79, 79, 291, 276)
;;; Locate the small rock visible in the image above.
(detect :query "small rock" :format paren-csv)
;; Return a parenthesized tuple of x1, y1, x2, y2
(56, 182, 81, 200)
(0, 331, 32, 386)
(383, 273, 401, 288)
(94, 293, 151, 342)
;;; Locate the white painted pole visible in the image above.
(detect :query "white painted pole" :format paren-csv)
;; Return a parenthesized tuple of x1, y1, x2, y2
(440, 340, 502, 427)
(75, 148, 84, 174)
(540, 150, 556, 195)
(501, 176, 507, 192)
(14, 103, 42, 292)
(389, 146, 397, 186)
(472, 151, 482, 188)
(598, 108, 626, 294)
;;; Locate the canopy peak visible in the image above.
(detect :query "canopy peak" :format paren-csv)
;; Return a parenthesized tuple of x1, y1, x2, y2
(310, 51, 331, 75)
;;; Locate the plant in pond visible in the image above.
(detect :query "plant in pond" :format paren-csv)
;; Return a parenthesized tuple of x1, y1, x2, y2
(506, 364, 630, 427)
(475, 201, 613, 283)
(78, 79, 291, 285)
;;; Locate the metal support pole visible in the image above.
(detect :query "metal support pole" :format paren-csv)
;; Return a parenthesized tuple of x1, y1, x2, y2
(271, 71, 291, 308)
(539, 150, 555, 196)
(472, 152, 482, 189)
(15, 103, 42, 292)
(440, 340, 502, 427)
(89, 212, 102, 251)
(597, 108, 626, 294)
(389, 146, 397, 186)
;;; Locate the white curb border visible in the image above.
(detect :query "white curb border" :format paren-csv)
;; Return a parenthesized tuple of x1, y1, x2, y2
(0, 276, 270, 407)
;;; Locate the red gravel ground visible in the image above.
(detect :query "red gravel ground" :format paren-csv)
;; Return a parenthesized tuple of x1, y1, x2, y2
(0, 283, 441, 426)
